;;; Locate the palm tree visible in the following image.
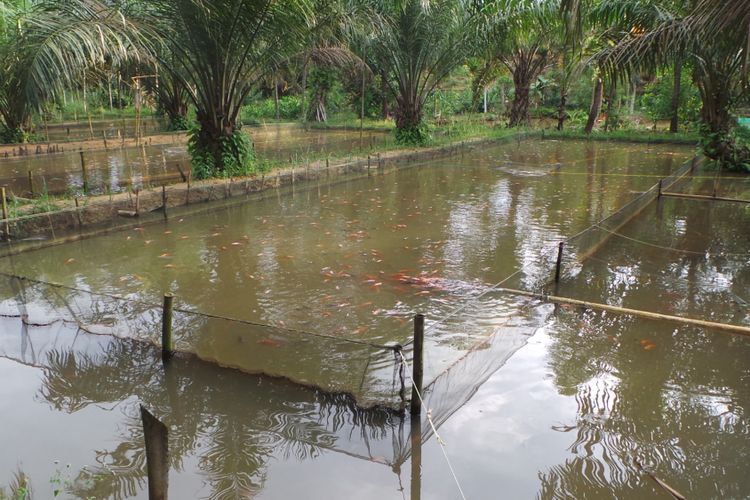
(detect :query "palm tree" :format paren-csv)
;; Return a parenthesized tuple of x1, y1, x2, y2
(142, 0, 315, 179)
(0, 0, 144, 143)
(475, 1, 559, 128)
(591, 0, 750, 168)
(369, 0, 476, 144)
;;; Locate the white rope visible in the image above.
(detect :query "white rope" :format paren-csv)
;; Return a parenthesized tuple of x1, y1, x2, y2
(398, 351, 468, 500)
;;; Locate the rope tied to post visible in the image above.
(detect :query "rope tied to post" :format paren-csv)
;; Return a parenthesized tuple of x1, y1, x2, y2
(397, 349, 468, 500)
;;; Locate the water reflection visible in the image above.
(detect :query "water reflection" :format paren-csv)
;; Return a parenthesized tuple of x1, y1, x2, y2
(0, 126, 389, 196)
(0, 316, 407, 499)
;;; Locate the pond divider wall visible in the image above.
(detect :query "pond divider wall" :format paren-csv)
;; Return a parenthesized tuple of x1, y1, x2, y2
(0, 132, 538, 257)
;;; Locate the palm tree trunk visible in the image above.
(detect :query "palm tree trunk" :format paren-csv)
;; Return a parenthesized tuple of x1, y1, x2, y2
(274, 77, 280, 120)
(584, 77, 603, 134)
(557, 85, 568, 131)
(300, 56, 309, 123)
(380, 68, 389, 119)
(508, 76, 531, 128)
(604, 80, 616, 132)
(670, 59, 682, 133)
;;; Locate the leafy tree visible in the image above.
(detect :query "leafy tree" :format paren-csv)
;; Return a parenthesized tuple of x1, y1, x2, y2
(593, 0, 750, 168)
(0, 0, 142, 143)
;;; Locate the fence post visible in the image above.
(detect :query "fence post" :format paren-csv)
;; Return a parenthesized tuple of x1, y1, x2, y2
(80, 151, 88, 194)
(1, 187, 8, 240)
(555, 242, 565, 283)
(162, 294, 173, 361)
(410, 314, 425, 415)
(140, 405, 169, 500)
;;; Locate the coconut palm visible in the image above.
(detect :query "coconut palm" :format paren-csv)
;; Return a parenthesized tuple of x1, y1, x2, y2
(141, 0, 315, 179)
(0, 0, 146, 143)
(368, 0, 477, 144)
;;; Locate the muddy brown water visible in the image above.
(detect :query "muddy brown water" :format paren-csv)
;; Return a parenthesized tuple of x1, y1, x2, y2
(0, 124, 388, 196)
(1, 139, 748, 499)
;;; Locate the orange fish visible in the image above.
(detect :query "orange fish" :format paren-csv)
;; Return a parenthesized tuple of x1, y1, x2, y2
(257, 338, 282, 348)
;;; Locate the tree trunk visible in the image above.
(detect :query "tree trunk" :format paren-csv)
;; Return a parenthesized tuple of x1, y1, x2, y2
(300, 57, 309, 123)
(394, 98, 425, 144)
(274, 77, 280, 120)
(508, 78, 531, 128)
(604, 80, 616, 132)
(584, 77, 603, 134)
(557, 86, 568, 131)
(670, 58, 682, 133)
(380, 68, 390, 119)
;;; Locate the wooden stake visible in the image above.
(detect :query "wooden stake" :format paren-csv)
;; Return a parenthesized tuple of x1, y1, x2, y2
(102, 131, 108, 149)
(658, 179, 663, 197)
(80, 151, 88, 194)
(161, 186, 167, 219)
(27, 171, 34, 197)
(1, 187, 8, 240)
(555, 242, 564, 283)
(140, 405, 169, 500)
(74, 197, 83, 226)
(162, 294, 174, 361)
(410, 313, 425, 415)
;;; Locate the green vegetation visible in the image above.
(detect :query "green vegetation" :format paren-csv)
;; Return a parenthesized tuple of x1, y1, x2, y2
(0, 0, 746, 171)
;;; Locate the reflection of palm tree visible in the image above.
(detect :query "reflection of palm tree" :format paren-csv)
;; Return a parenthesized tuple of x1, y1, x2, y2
(12, 329, 401, 499)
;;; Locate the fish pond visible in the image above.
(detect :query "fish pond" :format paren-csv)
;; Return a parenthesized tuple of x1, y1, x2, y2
(1, 138, 749, 499)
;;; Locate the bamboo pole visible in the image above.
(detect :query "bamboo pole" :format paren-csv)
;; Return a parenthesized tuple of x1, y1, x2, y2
(497, 287, 750, 336)
(660, 192, 750, 204)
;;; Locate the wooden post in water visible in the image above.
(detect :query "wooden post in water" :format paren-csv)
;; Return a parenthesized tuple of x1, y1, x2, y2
(140, 405, 169, 500)
(74, 197, 83, 226)
(135, 189, 140, 216)
(410, 415, 423, 500)
(658, 179, 663, 198)
(102, 131, 108, 149)
(80, 151, 89, 194)
(555, 242, 564, 283)
(27, 171, 34, 197)
(1, 187, 8, 240)
(367, 155, 371, 176)
(161, 294, 173, 361)
(162, 186, 167, 219)
(410, 314, 425, 416)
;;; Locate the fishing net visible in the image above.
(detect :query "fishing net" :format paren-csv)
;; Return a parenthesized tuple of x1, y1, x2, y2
(498, 156, 702, 290)
(0, 140, 704, 472)
(0, 312, 408, 469)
